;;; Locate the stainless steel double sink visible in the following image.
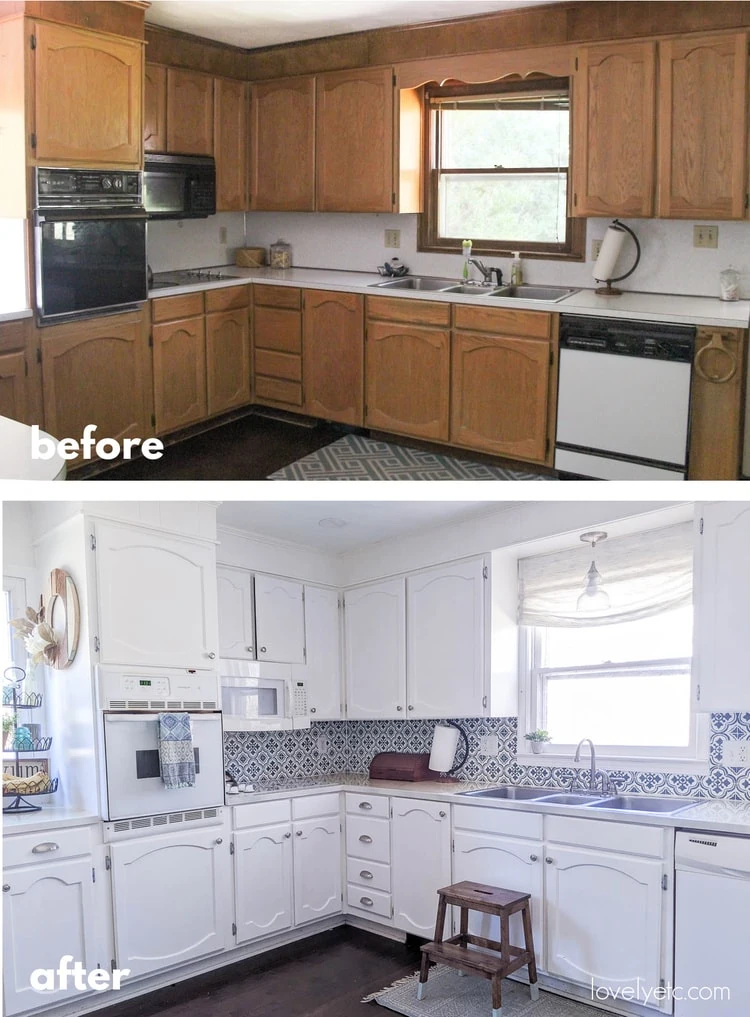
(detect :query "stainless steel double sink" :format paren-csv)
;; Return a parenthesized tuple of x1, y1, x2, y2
(459, 786, 698, 815)
(370, 277, 578, 303)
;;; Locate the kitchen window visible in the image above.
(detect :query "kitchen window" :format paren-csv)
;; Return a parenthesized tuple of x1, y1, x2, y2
(420, 78, 585, 259)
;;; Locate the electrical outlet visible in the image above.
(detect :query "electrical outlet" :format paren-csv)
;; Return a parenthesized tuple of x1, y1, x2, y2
(219, 226, 228, 244)
(722, 739, 750, 766)
(693, 225, 718, 249)
(315, 735, 329, 756)
(384, 228, 401, 249)
(479, 735, 499, 757)
(591, 238, 603, 261)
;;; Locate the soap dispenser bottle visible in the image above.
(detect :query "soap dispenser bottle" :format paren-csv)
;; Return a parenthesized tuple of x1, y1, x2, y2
(510, 252, 523, 286)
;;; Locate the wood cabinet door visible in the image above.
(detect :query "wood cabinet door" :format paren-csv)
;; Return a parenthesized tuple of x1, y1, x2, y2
(391, 800, 451, 937)
(254, 574, 306, 664)
(572, 42, 656, 217)
(111, 828, 231, 979)
(303, 290, 364, 425)
(167, 68, 213, 156)
(0, 350, 27, 425)
(344, 578, 406, 719)
(214, 77, 248, 211)
(250, 77, 315, 211)
(40, 312, 152, 451)
(234, 825, 293, 943)
(316, 67, 394, 212)
(406, 557, 486, 719)
(153, 314, 207, 434)
(292, 585, 342, 720)
(365, 321, 450, 441)
(144, 62, 167, 152)
(217, 566, 255, 660)
(33, 22, 142, 166)
(451, 331, 550, 463)
(688, 328, 746, 480)
(206, 309, 250, 416)
(293, 816, 342, 925)
(658, 33, 748, 219)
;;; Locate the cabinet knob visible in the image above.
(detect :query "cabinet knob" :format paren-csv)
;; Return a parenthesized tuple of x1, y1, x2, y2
(310, 707, 316, 714)
(284, 832, 291, 839)
(215, 837, 223, 845)
(245, 646, 253, 653)
(359, 897, 374, 907)
(2, 885, 9, 893)
(359, 834, 373, 844)
(545, 857, 553, 864)
(207, 652, 216, 659)
(260, 647, 267, 654)
(439, 811, 446, 818)
(408, 705, 414, 711)
(360, 870, 373, 880)
(396, 706, 403, 712)
(296, 830, 303, 837)
(358, 802, 373, 810)
(530, 854, 538, 862)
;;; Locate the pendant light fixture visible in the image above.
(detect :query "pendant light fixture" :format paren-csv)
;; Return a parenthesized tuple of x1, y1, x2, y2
(577, 531, 610, 611)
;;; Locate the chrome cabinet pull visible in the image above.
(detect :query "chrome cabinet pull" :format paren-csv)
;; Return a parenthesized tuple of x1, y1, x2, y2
(359, 834, 373, 844)
(207, 652, 216, 659)
(396, 705, 403, 711)
(260, 646, 267, 654)
(360, 870, 374, 880)
(32, 842, 59, 854)
(310, 707, 316, 714)
(284, 832, 291, 839)
(439, 811, 446, 818)
(545, 857, 553, 864)
(3, 885, 10, 892)
(530, 854, 538, 862)
(408, 705, 414, 711)
(358, 801, 373, 810)
(360, 896, 374, 907)
(296, 830, 303, 837)
(245, 646, 253, 652)
(215, 838, 223, 845)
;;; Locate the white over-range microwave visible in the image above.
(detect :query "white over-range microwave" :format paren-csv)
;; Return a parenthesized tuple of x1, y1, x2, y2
(220, 660, 310, 732)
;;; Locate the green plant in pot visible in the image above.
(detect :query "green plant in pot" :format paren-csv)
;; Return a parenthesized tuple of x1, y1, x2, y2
(3, 713, 16, 751)
(524, 730, 552, 755)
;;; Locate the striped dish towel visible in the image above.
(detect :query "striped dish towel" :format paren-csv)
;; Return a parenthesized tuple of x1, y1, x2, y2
(158, 713, 196, 789)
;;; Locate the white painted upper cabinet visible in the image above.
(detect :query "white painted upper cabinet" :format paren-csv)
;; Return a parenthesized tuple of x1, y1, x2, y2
(254, 574, 306, 664)
(391, 798, 451, 937)
(217, 566, 255, 660)
(110, 827, 231, 979)
(93, 520, 219, 670)
(345, 578, 406, 718)
(293, 816, 342, 924)
(693, 503, 750, 711)
(234, 824, 293, 943)
(3, 858, 98, 1015)
(406, 557, 487, 718)
(292, 585, 342, 719)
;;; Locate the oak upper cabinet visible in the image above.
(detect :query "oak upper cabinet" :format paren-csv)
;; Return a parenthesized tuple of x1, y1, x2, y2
(293, 815, 343, 925)
(250, 77, 315, 211)
(217, 566, 256, 660)
(205, 288, 251, 415)
(391, 799, 451, 937)
(316, 67, 395, 212)
(233, 824, 294, 943)
(658, 33, 748, 219)
(303, 290, 364, 425)
(406, 558, 487, 718)
(292, 585, 342, 720)
(344, 578, 406, 719)
(144, 63, 167, 152)
(152, 315, 207, 434)
(166, 68, 214, 156)
(93, 519, 219, 670)
(214, 77, 248, 211)
(693, 503, 750, 711)
(572, 42, 656, 217)
(32, 21, 143, 166)
(254, 574, 306, 664)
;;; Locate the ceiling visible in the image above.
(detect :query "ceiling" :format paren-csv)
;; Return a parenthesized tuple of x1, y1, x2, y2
(216, 501, 506, 553)
(145, 0, 553, 50)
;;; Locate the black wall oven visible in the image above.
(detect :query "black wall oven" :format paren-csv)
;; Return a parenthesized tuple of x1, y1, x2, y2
(34, 168, 148, 325)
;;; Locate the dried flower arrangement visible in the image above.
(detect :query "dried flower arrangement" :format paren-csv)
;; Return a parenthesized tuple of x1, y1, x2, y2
(10, 604, 58, 666)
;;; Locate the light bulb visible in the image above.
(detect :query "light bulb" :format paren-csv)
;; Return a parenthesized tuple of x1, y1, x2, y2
(576, 560, 610, 612)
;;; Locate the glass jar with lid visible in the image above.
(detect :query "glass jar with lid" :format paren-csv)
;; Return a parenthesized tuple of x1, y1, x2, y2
(269, 239, 292, 269)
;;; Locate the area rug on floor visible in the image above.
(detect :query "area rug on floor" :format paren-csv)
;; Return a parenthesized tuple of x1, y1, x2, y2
(363, 967, 601, 1017)
(268, 435, 553, 481)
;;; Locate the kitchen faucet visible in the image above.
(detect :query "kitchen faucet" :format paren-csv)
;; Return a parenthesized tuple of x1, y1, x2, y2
(573, 738, 597, 791)
(468, 258, 494, 284)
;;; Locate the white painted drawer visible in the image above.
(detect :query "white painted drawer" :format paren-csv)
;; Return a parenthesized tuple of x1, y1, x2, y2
(3, 826, 93, 868)
(544, 815, 666, 858)
(346, 792, 389, 818)
(292, 793, 340, 820)
(347, 883, 392, 919)
(453, 804, 543, 841)
(346, 856, 391, 893)
(233, 799, 291, 829)
(346, 815, 391, 863)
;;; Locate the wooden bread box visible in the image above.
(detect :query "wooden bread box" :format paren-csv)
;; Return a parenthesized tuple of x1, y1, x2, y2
(368, 752, 441, 781)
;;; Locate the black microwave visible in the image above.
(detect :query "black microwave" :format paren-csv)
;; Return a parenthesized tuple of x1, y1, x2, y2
(143, 153, 216, 219)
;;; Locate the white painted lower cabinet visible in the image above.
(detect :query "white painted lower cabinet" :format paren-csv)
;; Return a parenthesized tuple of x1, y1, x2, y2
(391, 798, 451, 937)
(234, 823, 294, 942)
(292, 816, 342, 925)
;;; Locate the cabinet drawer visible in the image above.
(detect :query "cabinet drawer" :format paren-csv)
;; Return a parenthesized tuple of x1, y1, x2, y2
(453, 805, 543, 841)
(346, 792, 389, 819)
(292, 793, 340, 820)
(453, 304, 552, 340)
(253, 285, 301, 310)
(346, 857, 391, 892)
(255, 349, 302, 382)
(3, 826, 93, 867)
(366, 295, 451, 327)
(151, 291, 205, 322)
(254, 306, 302, 353)
(233, 799, 292, 829)
(346, 883, 392, 919)
(0, 320, 26, 353)
(205, 285, 250, 313)
(544, 815, 665, 858)
(254, 375, 303, 406)
(346, 815, 390, 863)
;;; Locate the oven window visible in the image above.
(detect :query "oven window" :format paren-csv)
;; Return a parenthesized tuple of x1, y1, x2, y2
(144, 171, 186, 216)
(223, 687, 279, 720)
(136, 748, 201, 779)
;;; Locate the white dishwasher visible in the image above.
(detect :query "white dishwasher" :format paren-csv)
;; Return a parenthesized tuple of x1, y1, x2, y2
(674, 830, 750, 1016)
(555, 315, 695, 480)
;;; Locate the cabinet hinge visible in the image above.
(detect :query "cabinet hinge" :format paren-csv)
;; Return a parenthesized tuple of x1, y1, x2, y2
(90, 533, 96, 551)
(392, 73, 397, 87)
(573, 192, 577, 206)
(661, 873, 668, 891)
(30, 33, 36, 49)
(659, 979, 665, 991)
(696, 683, 701, 703)
(105, 855, 111, 870)
(94, 636, 100, 653)
(574, 56, 578, 71)
(699, 517, 704, 535)
(232, 922, 237, 936)
(151, 413, 156, 428)
(482, 695, 488, 709)
(24, 359, 28, 377)
(745, 193, 749, 210)
(111, 960, 116, 973)
(92, 867, 96, 883)
(36, 347, 42, 364)
(392, 192, 396, 207)
(549, 348, 554, 366)
(545, 437, 551, 455)
(148, 332, 153, 347)
(482, 565, 488, 580)
(229, 841, 235, 855)
(451, 839, 455, 853)
(30, 133, 36, 150)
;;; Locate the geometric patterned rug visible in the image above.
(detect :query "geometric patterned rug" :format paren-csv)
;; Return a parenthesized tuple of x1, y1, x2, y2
(268, 434, 553, 481)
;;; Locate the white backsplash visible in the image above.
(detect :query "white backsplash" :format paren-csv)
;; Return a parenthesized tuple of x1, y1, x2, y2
(148, 211, 750, 300)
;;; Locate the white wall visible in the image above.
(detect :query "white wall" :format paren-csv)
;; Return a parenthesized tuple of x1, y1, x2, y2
(217, 527, 339, 586)
(0, 218, 29, 312)
(2, 502, 36, 572)
(147, 212, 246, 272)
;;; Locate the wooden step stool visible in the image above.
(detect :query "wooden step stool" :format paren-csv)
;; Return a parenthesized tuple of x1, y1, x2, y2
(418, 880, 539, 1017)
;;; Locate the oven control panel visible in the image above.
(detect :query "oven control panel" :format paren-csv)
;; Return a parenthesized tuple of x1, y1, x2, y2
(97, 666, 220, 711)
(36, 167, 142, 206)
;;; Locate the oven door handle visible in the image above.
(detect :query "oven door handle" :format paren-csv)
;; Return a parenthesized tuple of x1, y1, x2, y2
(35, 209, 148, 225)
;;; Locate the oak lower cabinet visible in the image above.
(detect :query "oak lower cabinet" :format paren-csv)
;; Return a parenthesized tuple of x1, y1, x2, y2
(688, 328, 747, 480)
(0, 320, 34, 426)
(166, 67, 214, 156)
(292, 585, 343, 720)
(391, 799, 451, 937)
(217, 565, 256, 660)
(254, 574, 306, 665)
(214, 77, 248, 211)
(110, 826, 232, 979)
(303, 290, 364, 425)
(250, 77, 315, 211)
(206, 308, 251, 416)
(234, 823, 294, 943)
(252, 285, 304, 409)
(344, 578, 406, 719)
(152, 315, 207, 433)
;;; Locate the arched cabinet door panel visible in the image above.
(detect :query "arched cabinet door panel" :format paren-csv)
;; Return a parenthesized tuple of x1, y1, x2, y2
(391, 800, 451, 937)
(254, 574, 305, 664)
(234, 825, 293, 942)
(293, 817, 342, 925)
(344, 578, 406, 719)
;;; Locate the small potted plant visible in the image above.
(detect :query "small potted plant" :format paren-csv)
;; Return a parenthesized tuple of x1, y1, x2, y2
(524, 730, 552, 755)
(3, 714, 16, 750)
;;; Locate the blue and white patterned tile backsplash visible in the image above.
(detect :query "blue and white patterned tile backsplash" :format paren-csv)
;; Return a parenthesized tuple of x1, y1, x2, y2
(224, 712, 750, 800)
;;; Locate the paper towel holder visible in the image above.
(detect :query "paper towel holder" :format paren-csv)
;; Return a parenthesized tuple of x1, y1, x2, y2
(428, 720, 469, 783)
(594, 219, 641, 296)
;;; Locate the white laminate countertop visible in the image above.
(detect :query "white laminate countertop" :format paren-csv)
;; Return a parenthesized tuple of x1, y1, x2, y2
(0, 308, 33, 324)
(149, 266, 750, 329)
(0, 416, 67, 480)
(2, 808, 100, 835)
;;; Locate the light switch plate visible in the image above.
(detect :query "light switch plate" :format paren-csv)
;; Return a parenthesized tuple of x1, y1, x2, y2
(315, 735, 329, 756)
(591, 238, 602, 261)
(722, 739, 750, 766)
(384, 229, 401, 249)
(693, 225, 718, 248)
(219, 226, 228, 245)
(479, 735, 499, 757)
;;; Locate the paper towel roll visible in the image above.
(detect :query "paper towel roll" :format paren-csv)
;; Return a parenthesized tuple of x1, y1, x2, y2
(429, 724, 459, 773)
(593, 223, 627, 282)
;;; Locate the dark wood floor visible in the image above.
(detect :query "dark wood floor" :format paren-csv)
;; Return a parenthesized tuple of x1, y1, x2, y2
(99, 928, 421, 1017)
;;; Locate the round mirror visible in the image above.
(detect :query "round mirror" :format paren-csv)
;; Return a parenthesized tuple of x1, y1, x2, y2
(46, 569, 80, 670)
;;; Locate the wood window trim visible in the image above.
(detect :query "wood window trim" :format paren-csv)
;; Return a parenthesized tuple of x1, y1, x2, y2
(418, 77, 585, 262)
